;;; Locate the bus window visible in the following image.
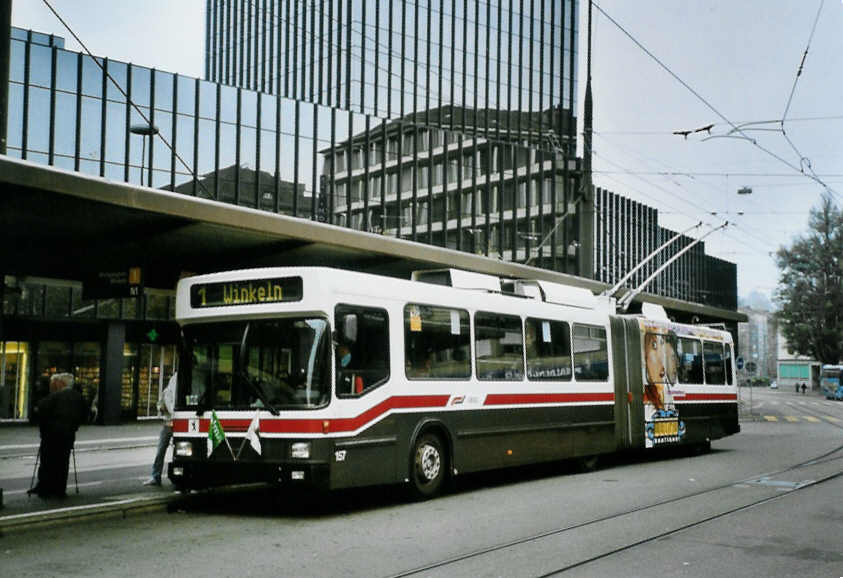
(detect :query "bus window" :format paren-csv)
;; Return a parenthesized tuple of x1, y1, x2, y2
(677, 337, 703, 384)
(404, 304, 470, 379)
(525, 318, 572, 381)
(572, 324, 609, 381)
(724, 343, 734, 385)
(475, 312, 524, 381)
(334, 305, 389, 396)
(703, 341, 726, 385)
(181, 318, 331, 410)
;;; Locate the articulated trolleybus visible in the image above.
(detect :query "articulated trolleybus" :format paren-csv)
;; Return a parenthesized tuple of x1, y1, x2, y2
(168, 267, 739, 498)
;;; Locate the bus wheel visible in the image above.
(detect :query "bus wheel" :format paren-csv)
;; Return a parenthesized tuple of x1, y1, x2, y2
(410, 433, 447, 499)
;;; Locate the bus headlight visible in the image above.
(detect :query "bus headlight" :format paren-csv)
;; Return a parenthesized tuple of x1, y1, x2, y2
(175, 441, 194, 457)
(291, 442, 311, 459)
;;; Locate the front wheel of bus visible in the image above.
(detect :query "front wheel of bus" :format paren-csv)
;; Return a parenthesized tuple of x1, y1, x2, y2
(410, 433, 447, 500)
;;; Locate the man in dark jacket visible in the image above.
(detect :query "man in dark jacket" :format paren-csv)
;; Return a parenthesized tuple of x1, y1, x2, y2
(29, 373, 88, 498)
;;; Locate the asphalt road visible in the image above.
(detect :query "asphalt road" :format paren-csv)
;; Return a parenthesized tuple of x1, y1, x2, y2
(1, 390, 842, 577)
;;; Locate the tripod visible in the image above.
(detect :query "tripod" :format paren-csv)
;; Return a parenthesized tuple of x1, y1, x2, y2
(27, 443, 79, 497)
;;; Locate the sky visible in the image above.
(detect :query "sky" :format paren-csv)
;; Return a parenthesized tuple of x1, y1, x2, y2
(11, 0, 842, 302)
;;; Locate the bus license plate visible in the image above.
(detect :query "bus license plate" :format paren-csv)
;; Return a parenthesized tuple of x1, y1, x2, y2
(654, 420, 679, 437)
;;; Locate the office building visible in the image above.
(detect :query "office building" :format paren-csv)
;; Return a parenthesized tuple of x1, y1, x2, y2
(1, 3, 738, 422)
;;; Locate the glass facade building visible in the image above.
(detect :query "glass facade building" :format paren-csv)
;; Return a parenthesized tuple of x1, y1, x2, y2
(206, 0, 578, 124)
(2, 7, 737, 420)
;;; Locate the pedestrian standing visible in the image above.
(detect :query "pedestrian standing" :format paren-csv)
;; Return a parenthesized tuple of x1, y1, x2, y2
(795, 382, 799, 394)
(801, 382, 807, 395)
(144, 372, 176, 486)
(29, 373, 87, 498)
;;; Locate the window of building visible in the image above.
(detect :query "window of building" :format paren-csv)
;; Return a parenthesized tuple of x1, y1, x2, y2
(779, 363, 810, 379)
(404, 304, 470, 379)
(573, 324, 609, 381)
(431, 162, 443, 187)
(525, 318, 572, 380)
(402, 132, 414, 155)
(703, 341, 726, 385)
(387, 136, 399, 160)
(475, 312, 524, 380)
(677, 337, 704, 384)
(416, 129, 428, 152)
(448, 158, 459, 183)
(430, 129, 443, 149)
(352, 147, 364, 171)
(418, 165, 430, 189)
(335, 305, 389, 396)
(371, 141, 384, 165)
(401, 166, 413, 192)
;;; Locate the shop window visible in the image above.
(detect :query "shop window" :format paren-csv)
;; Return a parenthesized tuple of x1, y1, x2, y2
(475, 312, 524, 381)
(526, 318, 572, 380)
(573, 324, 609, 381)
(404, 304, 470, 379)
(334, 305, 389, 396)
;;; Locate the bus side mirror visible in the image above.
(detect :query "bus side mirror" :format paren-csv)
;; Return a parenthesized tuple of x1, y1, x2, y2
(342, 314, 358, 343)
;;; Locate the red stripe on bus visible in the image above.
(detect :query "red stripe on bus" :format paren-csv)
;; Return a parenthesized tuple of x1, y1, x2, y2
(173, 395, 451, 435)
(679, 393, 738, 402)
(484, 392, 615, 406)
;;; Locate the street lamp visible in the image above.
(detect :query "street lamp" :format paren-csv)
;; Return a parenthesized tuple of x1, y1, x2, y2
(130, 124, 159, 187)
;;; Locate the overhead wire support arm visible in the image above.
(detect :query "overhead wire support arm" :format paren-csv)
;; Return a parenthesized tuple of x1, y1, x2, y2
(617, 222, 730, 312)
(602, 220, 703, 298)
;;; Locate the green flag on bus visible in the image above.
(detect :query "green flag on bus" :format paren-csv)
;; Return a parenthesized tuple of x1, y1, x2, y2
(207, 410, 226, 457)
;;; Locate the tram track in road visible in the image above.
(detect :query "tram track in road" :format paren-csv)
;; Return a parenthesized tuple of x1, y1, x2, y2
(384, 443, 843, 578)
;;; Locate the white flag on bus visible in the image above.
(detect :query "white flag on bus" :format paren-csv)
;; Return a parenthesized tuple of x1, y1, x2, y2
(245, 411, 261, 455)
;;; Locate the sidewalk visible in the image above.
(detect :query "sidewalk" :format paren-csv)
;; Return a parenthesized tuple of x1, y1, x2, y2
(0, 421, 183, 534)
(0, 421, 160, 458)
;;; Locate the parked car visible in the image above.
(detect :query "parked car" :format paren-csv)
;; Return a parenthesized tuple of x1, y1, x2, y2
(769, 380, 778, 389)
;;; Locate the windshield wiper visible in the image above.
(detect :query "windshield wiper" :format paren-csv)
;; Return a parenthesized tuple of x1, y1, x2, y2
(239, 322, 280, 415)
(195, 391, 208, 416)
(237, 370, 280, 415)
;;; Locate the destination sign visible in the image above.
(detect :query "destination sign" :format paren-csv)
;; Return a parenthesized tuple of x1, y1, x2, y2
(190, 277, 303, 308)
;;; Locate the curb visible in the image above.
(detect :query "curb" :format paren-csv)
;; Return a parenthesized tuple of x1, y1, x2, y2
(0, 493, 183, 535)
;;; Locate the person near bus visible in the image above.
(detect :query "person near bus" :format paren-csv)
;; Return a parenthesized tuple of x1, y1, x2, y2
(144, 373, 177, 486)
(29, 373, 87, 498)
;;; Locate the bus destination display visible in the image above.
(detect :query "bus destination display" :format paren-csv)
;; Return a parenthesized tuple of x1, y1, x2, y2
(190, 277, 303, 308)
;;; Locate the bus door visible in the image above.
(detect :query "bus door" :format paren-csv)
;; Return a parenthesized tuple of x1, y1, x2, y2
(609, 317, 645, 450)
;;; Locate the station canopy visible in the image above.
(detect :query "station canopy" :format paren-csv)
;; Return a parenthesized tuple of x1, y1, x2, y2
(0, 156, 744, 323)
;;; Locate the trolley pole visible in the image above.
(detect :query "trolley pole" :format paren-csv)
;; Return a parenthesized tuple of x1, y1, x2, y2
(0, 0, 12, 156)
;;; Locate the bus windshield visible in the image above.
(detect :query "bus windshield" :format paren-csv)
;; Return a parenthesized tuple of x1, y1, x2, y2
(180, 317, 330, 411)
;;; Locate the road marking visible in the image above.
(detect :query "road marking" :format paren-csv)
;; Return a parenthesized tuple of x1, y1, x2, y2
(802, 416, 820, 423)
(784, 416, 799, 422)
(763, 416, 778, 422)
(825, 416, 840, 423)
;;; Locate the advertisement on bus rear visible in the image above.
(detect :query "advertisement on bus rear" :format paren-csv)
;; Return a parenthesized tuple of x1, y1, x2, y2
(639, 321, 686, 449)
